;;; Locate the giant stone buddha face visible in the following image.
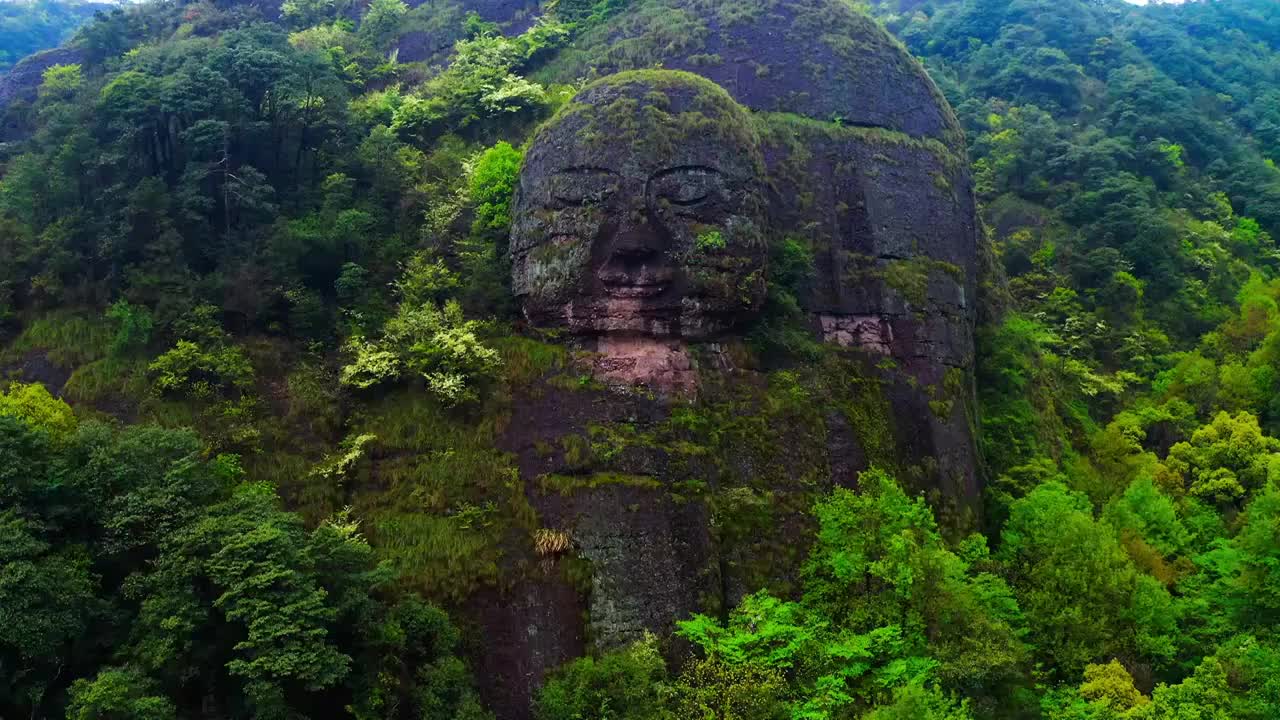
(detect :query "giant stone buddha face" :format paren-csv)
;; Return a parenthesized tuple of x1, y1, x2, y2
(511, 71, 768, 339)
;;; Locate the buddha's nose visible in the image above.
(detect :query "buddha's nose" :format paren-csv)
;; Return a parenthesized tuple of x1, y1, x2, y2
(598, 210, 673, 292)
(608, 212, 666, 259)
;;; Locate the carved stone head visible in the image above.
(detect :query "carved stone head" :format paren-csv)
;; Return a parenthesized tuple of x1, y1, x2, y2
(511, 70, 768, 339)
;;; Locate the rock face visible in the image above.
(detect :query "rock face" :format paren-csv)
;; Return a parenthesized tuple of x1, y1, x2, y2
(539, 0, 961, 143)
(393, 0, 543, 64)
(482, 0, 981, 715)
(521, 0, 979, 497)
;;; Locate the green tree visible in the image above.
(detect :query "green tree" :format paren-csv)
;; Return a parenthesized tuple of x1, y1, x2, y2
(0, 511, 95, 713)
(38, 63, 83, 101)
(468, 141, 522, 234)
(358, 0, 407, 51)
(1136, 657, 1233, 720)
(535, 635, 673, 720)
(863, 682, 974, 720)
(671, 656, 786, 720)
(802, 470, 1028, 692)
(0, 381, 77, 442)
(1163, 411, 1280, 505)
(105, 299, 154, 356)
(1227, 488, 1280, 627)
(65, 666, 176, 720)
(130, 483, 356, 716)
(998, 482, 1176, 676)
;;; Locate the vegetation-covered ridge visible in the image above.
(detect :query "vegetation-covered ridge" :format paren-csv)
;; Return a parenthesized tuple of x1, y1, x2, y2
(0, 0, 105, 71)
(5, 0, 1280, 718)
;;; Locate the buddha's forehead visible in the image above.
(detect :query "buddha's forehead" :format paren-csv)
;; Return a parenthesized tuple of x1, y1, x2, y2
(542, 143, 749, 182)
(528, 73, 761, 181)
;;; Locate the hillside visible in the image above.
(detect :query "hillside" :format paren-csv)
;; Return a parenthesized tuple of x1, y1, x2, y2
(3, 0, 1280, 719)
(0, 0, 108, 70)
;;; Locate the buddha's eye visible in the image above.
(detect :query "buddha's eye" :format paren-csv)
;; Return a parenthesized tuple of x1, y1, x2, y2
(548, 167, 618, 206)
(651, 166, 724, 208)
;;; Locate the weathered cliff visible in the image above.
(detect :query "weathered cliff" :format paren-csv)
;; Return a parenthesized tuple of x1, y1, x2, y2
(461, 0, 982, 715)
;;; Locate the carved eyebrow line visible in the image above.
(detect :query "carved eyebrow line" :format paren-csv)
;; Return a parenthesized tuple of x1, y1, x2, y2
(552, 165, 620, 176)
(649, 164, 721, 180)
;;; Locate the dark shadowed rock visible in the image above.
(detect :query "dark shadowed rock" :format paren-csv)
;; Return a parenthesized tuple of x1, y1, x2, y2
(481, 6, 981, 709)
(526, 0, 980, 493)
(538, 0, 961, 142)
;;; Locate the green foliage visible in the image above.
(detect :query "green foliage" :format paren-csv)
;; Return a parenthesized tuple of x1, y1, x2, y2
(147, 305, 254, 402)
(149, 339, 254, 399)
(66, 667, 176, 720)
(468, 141, 523, 235)
(131, 483, 355, 713)
(340, 338, 402, 389)
(1042, 660, 1148, 720)
(862, 682, 973, 720)
(998, 482, 1176, 677)
(1104, 477, 1190, 559)
(388, 16, 568, 142)
(535, 635, 673, 720)
(801, 470, 1028, 692)
(349, 596, 492, 720)
(695, 230, 726, 252)
(748, 236, 820, 360)
(0, 381, 77, 441)
(670, 657, 787, 720)
(0, 397, 485, 719)
(39, 63, 83, 100)
(0, 510, 94, 682)
(341, 300, 500, 404)
(358, 0, 408, 51)
(1163, 411, 1280, 505)
(672, 470, 1025, 716)
(105, 299, 154, 356)
(282, 0, 347, 28)
(396, 253, 460, 306)
(1226, 488, 1280, 627)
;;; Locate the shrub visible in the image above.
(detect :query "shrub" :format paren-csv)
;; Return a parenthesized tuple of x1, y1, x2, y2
(395, 253, 460, 306)
(340, 300, 500, 404)
(66, 666, 175, 720)
(0, 382, 77, 441)
(106, 300, 154, 356)
(468, 142, 522, 235)
(149, 341, 254, 399)
(38, 63, 83, 101)
(534, 635, 673, 720)
(149, 305, 255, 400)
(340, 339, 403, 390)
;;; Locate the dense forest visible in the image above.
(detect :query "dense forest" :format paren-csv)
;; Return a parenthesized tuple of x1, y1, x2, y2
(3, 0, 1280, 718)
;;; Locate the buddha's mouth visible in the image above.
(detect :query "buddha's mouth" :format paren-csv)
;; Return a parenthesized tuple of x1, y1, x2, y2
(602, 280, 669, 298)
(598, 264, 673, 298)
